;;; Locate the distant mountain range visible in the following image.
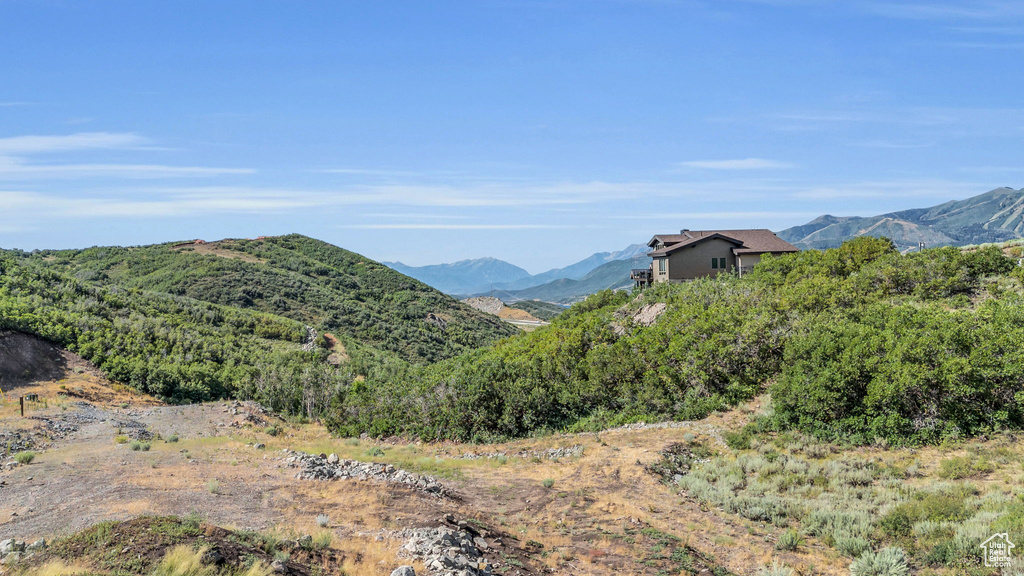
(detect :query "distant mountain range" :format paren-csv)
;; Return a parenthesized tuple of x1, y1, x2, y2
(486, 255, 651, 304)
(779, 187, 1024, 252)
(384, 244, 650, 298)
(383, 257, 531, 295)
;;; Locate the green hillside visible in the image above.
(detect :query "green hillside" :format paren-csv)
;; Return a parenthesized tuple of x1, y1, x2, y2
(780, 187, 1024, 251)
(16, 234, 517, 365)
(327, 238, 1024, 445)
(0, 253, 351, 411)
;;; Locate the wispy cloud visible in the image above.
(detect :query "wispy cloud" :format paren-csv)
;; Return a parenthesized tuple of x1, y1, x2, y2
(0, 131, 253, 180)
(868, 1, 1024, 21)
(851, 140, 936, 149)
(787, 179, 985, 200)
(679, 158, 795, 170)
(613, 210, 821, 219)
(317, 168, 427, 177)
(0, 132, 147, 154)
(0, 162, 254, 179)
(339, 224, 580, 230)
(946, 41, 1024, 49)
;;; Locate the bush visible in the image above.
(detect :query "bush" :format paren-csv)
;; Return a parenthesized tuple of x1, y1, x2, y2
(835, 537, 872, 559)
(315, 514, 330, 527)
(936, 456, 994, 479)
(849, 547, 909, 576)
(542, 478, 555, 489)
(264, 426, 281, 437)
(14, 451, 35, 465)
(129, 441, 151, 451)
(365, 447, 384, 457)
(166, 433, 179, 443)
(724, 429, 754, 450)
(756, 559, 794, 576)
(775, 529, 803, 551)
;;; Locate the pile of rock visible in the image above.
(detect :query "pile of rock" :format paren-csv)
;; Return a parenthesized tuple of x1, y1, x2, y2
(458, 444, 584, 461)
(108, 413, 153, 441)
(0, 431, 34, 455)
(226, 400, 269, 428)
(281, 451, 453, 498)
(0, 538, 46, 564)
(395, 525, 492, 576)
(31, 405, 99, 439)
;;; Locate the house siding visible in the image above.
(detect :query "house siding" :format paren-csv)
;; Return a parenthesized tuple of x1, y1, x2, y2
(654, 238, 737, 282)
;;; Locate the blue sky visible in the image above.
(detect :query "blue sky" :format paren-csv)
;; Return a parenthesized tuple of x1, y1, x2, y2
(1, 0, 1022, 272)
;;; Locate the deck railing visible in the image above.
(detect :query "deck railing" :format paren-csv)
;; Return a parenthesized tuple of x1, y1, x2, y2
(630, 268, 652, 281)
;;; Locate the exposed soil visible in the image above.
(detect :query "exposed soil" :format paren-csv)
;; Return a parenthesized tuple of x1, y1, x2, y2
(0, 349, 848, 576)
(0, 331, 71, 392)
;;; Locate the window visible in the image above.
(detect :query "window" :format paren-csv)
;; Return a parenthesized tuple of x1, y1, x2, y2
(712, 258, 728, 269)
(658, 259, 666, 273)
(711, 258, 718, 269)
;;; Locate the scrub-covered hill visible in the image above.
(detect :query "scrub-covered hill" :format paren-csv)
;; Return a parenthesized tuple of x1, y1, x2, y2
(328, 238, 1024, 445)
(10, 234, 517, 365)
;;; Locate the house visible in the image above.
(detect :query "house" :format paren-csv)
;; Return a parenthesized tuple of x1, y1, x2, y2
(632, 229, 799, 286)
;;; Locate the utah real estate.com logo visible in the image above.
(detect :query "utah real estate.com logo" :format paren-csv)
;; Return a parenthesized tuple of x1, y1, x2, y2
(980, 533, 1014, 568)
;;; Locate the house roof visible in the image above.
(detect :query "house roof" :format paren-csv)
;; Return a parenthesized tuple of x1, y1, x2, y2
(647, 229, 799, 257)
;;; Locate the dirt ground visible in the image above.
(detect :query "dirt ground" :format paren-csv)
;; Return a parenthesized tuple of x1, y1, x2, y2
(0, 360, 849, 576)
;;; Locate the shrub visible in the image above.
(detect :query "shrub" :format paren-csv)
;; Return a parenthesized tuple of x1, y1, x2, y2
(129, 441, 151, 451)
(312, 532, 332, 550)
(182, 510, 204, 530)
(936, 456, 994, 479)
(207, 479, 221, 494)
(835, 537, 872, 559)
(114, 435, 130, 444)
(542, 478, 555, 489)
(365, 447, 384, 457)
(724, 428, 754, 450)
(849, 547, 909, 576)
(166, 433, 179, 443)
(264, 426, 281, 437)
(14, 451, 35, 465)
(775, 529, 803, 551)
(315, 514, 330, 527)
(803, 509, 873, 541)
(757, 559, 794, 576)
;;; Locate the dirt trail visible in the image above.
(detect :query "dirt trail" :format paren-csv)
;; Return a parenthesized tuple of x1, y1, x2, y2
(0, 373, 847, 576)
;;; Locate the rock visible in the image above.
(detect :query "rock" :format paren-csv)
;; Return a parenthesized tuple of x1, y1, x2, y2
(327, 453, 339, 464)
(296, 535, 313, 549)
(270, 559, 287, 573)
(253, 443, 266, 450)
(26, 539, 46, 552)
(201, 548, 222, 565)
(390, 566, 416, 576)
